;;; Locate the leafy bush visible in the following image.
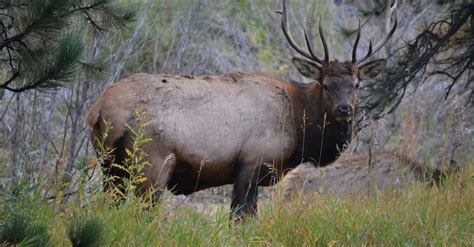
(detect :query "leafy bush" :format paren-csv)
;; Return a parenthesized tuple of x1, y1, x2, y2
(68, 217, 104, 247)
(0, 213, 50, 246)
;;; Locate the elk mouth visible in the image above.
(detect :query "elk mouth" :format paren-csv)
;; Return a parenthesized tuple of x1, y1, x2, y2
(335, 115, 352, 123)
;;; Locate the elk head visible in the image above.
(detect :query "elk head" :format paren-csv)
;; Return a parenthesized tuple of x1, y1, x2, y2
(279, 0, 397, 122)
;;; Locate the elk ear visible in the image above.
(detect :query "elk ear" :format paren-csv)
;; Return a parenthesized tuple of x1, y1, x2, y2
(292, 57, 322, 81)
(358, 59, 386, 80)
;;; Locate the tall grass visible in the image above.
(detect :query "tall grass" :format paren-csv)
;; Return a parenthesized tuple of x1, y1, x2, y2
(0, 172, 472, 246)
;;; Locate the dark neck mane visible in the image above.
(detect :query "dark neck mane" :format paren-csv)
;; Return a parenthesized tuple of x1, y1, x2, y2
(288, 82, 353, 167)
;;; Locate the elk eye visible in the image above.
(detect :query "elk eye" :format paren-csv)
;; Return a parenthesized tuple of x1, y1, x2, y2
(355, 83, 360, 89)
(323, 84, 329, 91)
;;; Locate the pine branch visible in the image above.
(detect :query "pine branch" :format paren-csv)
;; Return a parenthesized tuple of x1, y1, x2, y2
(2, 34, 84, 93)
(0, 0, 134, 93)
(360, 3, 474, 121)
(70, 1, 105, 13)
(0, 72, 19, 88)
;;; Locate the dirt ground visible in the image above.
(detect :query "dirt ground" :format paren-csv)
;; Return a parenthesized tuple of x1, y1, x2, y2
(162, 185, 275, 217)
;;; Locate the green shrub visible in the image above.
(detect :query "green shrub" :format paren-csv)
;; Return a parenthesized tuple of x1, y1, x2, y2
(0, 213, 50, 246)
(68, 217, 104, 247)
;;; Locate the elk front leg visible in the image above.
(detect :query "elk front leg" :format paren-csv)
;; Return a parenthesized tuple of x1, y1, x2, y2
(230, 162, 259, 221)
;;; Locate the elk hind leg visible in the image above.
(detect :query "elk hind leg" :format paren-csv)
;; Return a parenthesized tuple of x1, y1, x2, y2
(101, 135, 130, 196)
(140, 152, 177, 202)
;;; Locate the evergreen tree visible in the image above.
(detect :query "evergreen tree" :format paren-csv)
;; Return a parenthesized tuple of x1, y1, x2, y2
(0, 0, 134, 94)
(359, 1, 473, 119)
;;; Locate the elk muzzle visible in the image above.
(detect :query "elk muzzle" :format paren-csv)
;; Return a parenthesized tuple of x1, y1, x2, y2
(335, 104, 353, 122)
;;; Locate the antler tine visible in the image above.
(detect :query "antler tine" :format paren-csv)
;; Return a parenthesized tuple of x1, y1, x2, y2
(351, 19, 361, 63)
(319, 16, 329, 64)
(355, 0, 398, 64)
(278, 0, 325, 65)
(356, 13, 397, 64)
(304, 30, 322, 63)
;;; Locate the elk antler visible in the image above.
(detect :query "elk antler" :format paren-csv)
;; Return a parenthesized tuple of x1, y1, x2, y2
(352, 0, 398, 64)
(277, 0, 329, 65)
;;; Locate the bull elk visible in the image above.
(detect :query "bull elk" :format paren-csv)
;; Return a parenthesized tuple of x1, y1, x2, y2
(87, 0, 397, 219)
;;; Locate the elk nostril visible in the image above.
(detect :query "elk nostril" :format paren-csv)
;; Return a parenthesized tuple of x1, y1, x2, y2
(337, 105, 352, 114)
